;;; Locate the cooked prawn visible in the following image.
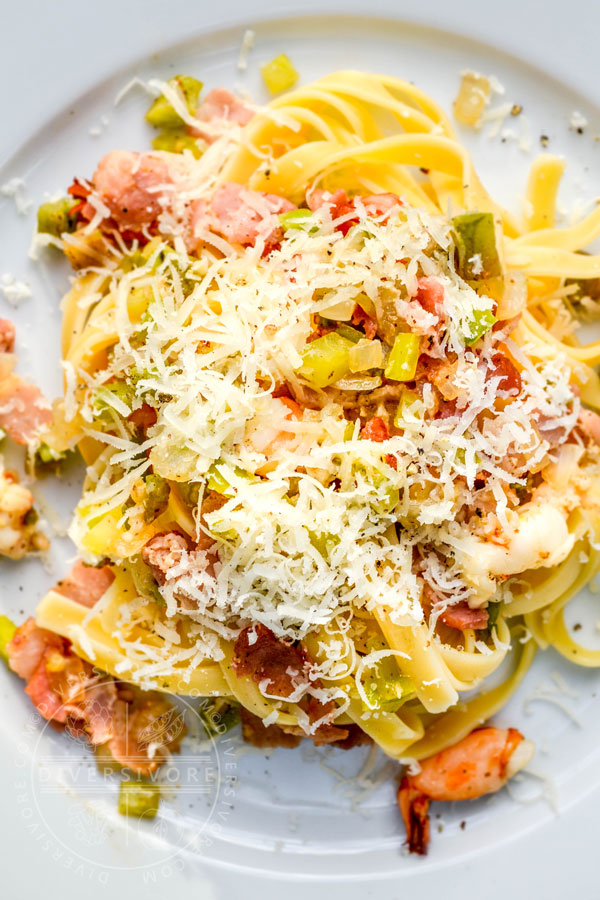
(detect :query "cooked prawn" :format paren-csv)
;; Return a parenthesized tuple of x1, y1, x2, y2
(398, 727, 534, 854)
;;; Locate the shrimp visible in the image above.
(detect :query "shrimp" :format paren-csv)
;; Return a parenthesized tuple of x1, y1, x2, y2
(398, 727, 535, 854)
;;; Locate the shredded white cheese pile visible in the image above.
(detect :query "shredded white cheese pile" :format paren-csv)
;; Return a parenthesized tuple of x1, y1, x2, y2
(67, 199, 579, 661)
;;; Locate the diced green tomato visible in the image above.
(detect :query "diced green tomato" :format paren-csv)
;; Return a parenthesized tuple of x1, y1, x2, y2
(364, 674, 415, 712)
(299, 333, 354, 388)
(37, 198, 78, 237)
(152, 129, 203, 158)
(118, 780, 160, 819)
(452, 212, 502, 281)
(393, 389, 422, 427)
(261, 54, 298, 94)
(206, 462, 255, 497)
(36, 442, 67, 465)
(349, 338, 383, 372)
(308, 529, 340, 558)
(463, 307, 497, 345)
(279, 208, 316, 232)
(199, 698, 240, 735)
(335, 324, 364, 344)
(94, 382, 134, 416)
(128, 558, 164, 606)
(143, 474, 169, 523)
(384, 333, 421, 381)
(0, 615, 17, 664)
(145, 75, 203, 128)
(487, 601, 501, 630)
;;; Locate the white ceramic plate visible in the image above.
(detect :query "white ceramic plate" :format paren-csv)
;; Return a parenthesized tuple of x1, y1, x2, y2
(2, 1, 600, 896)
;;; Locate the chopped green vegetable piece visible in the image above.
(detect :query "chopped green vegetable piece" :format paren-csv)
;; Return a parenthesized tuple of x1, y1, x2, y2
(299, 332, 354, 388)
(143, 474, 169, 523)
(452, 212, 502, 281)
(364, 673, 415, 712)
(487, 601, 501, 631)
(199, 698, 240, 735)
(145, 75, 203, 128)
(118, 780, 160, 819)
(336, 324, 364, 344)
(0, 615, 16, 664)
(261, 54, 298, 94)
(384, 333, 421, 381)
(35, 442, 67, 465)
(463, 307, 497, 345)
(393, 389, 422, 427)
(308, 529, 340, 558)
(206, 462, 255, 497)
(37, 198, 79, 237)
(279, 208, 316, 232)
(152, 129, 203, 158)
(93, 381, 135, 416)
(128, 558, 164, 606)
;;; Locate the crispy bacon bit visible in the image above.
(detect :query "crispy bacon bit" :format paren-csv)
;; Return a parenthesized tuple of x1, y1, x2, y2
(128, 403, 158, 431)
(438, 602, 489, 631)
(360, 416, 398, 469)
(415, 276, 445, 321)
(233, 625, 349, 745)
(308, 189, 401, 234)
(233, 624, 308, 697)
(351, 304, 378, 339)
(361, 416, 390, 443)
(55, 560, 115, 609)
(485, 351, 521, 396)
(141, 531, 189, 584)
(0, 318, 15, 354)
(240, 707, 302, 749)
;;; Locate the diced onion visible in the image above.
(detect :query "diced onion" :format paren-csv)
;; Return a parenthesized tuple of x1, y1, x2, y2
(334, 374, 382, 391)
(349, 338, 383, 372)
(453, 72, 491, 127)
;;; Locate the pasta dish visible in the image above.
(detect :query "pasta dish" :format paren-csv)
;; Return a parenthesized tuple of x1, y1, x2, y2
(3, 67, 600, 853)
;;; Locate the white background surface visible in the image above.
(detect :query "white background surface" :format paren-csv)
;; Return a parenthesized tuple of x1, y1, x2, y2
(1, 1, 600, 897)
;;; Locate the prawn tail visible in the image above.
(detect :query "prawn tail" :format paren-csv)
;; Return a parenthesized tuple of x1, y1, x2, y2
(398, 776, 431, 855)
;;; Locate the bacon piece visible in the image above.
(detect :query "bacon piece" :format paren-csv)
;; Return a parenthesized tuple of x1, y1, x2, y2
(0, 375, 52, 444)
(141, 531, 189, 584)
(485, 351, 521, 396)
(233, 624, 308, 697)
(438, 602, 489, 631)
(308, 189, 401, 234)
(0, 318, 15, 353)
(415, 276, 445, 322)
(360, 416, 397, 469)
(578, 408, 600, 445)
(193, 88, 254, 141)
(55, 560, 115, 609)
(92, 150, 172, 229)
(240, 707, 302, 749)
(351, 304, 378, 340)
(234, 625, 350, 744)
(7, 617, 65, 681)
(107, 691, 185, 775)
(198, 182, 295, 247)
(9, 617, 183, 773)
(128, 402, 158, 431)
(361, 416, 390, 443)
